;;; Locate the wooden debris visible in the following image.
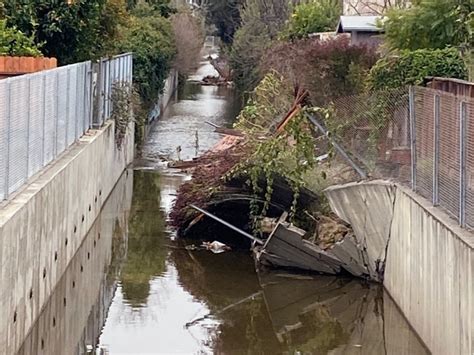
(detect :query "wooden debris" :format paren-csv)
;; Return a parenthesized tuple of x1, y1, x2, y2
(255, 223, 343, 274)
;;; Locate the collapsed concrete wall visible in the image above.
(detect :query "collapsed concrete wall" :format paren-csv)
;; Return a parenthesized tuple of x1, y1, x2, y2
(325, 180, 474, 354)
(325, 181, 396, 281)
(0, 120, 133, 354)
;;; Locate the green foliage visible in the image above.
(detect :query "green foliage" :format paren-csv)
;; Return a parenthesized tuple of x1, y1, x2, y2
(205, 0, 243, 44)
(127, 0, 175, 17)
(0, 19, 41, 56)
(4, 0, 116, 63)
(116, 14, 176, 107)
(229, 0, 289, 92)
(281, 0, 341, 40)
(228, 73, 316, 233)
(383, 0, 473, 51)
(368, 48, 468, 90)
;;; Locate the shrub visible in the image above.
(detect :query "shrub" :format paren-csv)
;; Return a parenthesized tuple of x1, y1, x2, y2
(116, 14, 176, 106)
(263, 36, 378, 105)
(0, 19, 41, 56)
(367, 48, 469, 90)
(281, 0, 341, 40)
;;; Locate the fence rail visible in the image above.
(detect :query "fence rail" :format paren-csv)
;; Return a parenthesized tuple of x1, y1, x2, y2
(0, 53, 133, 201)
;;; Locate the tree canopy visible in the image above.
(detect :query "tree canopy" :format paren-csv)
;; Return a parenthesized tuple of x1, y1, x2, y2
(383, 0, 473, 51)
(281, 0, 342, 40)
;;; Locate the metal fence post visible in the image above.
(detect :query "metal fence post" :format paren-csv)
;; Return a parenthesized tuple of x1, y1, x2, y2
(54, 71, 59, 158)
(4, 82, 11, 198)
(433, 94, 440, 205)
(41, 74, 46, 165)
(75, 66, 80, 140)
(26, 77, 31, 178)
(65, 68, 70, 145)
(409, 86, 417, 191)
(459, 101, 467, 227)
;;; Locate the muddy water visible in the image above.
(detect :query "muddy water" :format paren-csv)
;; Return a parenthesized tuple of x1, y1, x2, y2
(18, 59, 429, 354)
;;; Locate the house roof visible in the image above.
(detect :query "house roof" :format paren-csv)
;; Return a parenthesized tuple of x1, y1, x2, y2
(336, 16, 383, 33)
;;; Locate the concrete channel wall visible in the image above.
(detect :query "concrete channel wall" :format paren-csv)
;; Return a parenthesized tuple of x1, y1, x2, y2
(0, 120, 133, 354)
(325, 180, 474, 354)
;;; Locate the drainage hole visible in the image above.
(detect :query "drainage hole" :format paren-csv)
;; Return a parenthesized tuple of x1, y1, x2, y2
(80, 265, 83, 272)
(87, 252, 90, 260)
(65, 238, 68, 247)
(95, 196, 97, 203)
(89, 204, 91, 212)
(52, 317, 56, 327)
(13, 311, 17, 323)
(43, 268, 46, 279)
(41, 338, 44, 350)
(29, 289, 33, 299)
(54, 252, 58, 262)
(93, 240, 96, 248)
(74, 225, 77, 233)
(63, 298, 66, 307)
(81, 215, 84, 223)
(99, 189, 102, 196)
(72, 281, 76, 289)
(98, 233, 101, 240)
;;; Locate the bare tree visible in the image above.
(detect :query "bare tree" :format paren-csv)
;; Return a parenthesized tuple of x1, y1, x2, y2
(171, 12, 205, 75)
(343, 0, 412, 15)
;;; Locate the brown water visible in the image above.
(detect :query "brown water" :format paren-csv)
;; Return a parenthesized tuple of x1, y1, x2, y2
(17, 57, 430, 354)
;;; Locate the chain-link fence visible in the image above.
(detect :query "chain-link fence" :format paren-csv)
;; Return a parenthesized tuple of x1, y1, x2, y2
(316, 87, 411, 182)
(412, 86, 474, 227)
(319, 84, 474, 228)
(93, 53, 133, 127)
(0, 53, 133, 202)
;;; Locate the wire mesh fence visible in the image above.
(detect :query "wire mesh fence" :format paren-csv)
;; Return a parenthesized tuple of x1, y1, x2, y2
(93, 53, 133, 128)
(0, 53, 133, 202)
(319, 84, 474, 228)
(412, 86, 474, 227)
(317, 87, 411, 182)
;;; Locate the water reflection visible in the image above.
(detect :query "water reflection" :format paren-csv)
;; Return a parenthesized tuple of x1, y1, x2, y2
(15, 170, 133, 355)
(96, 170, 428, 354)
(120, 170, 167, 307)
(16, 170, 429, 354)
(141, 82, 241, 163)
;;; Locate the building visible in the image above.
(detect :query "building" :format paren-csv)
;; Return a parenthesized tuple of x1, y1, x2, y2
(336, 16, 383, 47)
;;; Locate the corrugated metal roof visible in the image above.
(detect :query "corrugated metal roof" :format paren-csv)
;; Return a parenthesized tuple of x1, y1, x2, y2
(336, 16, 383, 33)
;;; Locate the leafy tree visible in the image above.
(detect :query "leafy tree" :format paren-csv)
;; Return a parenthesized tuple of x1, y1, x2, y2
(281, 0, 342, 40)
(3, 0, 111, 64)
(115, 12, 176, 106)
(0, 19, 42, 56)
(367, 48, 468, 90)
(126, 0, 175, 16)
(383, 0, 473, 51)
(205, 0, 243, 44)
(229, 0, 289, 92)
